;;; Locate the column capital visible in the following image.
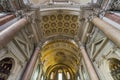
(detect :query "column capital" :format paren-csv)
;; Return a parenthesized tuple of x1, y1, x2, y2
(24, 11, 36, 23)
(77, 41, 85, 49)
(88, 9, 106, 21)
(88, 15, 97, 21)
(73, 35, 85, 48)
(91, 15, 120, 48)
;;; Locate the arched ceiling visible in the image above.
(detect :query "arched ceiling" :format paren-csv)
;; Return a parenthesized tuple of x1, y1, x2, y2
(38, 10, 82, 75)
(34, 2, 86, 78)
(40, 39, 80, 76)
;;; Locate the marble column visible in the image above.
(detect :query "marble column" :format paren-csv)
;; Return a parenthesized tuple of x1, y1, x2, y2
(80, 46, 99, 80)
(22, 47, 40, 80)
(0, 17, 28, 48)
(105, 13, 120, 24)
(0, 14, 15, 26)
(91, 17, 120, 48)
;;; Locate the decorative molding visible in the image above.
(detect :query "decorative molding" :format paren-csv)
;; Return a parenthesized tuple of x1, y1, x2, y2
(39, 4, 80, 11)
(14, 37, 30, 58)
(91, 37, 108, 60)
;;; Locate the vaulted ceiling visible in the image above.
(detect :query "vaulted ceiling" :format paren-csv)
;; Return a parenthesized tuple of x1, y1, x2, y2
(38, 9, 82, 77)
(41, 39, 80, 77)
(0, 0, 102, 79)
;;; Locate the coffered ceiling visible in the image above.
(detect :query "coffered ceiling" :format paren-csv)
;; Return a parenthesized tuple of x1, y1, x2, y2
(39, 10, 80, 40)
(40, 39, 80, 76)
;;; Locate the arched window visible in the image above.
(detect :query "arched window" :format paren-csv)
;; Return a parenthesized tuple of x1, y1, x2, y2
(50, 72, 54, 79)
(0, 58, 14, 80)
(48, 66, 73, 80)
(108, 58, 120, 80)
(58, 69, 62, 80)
(66, 72, 70, 80)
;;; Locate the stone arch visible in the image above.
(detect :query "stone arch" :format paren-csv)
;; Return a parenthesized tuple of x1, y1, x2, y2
(100, 59, 113, 80)
(0, 53, 19, 74)
(0, 57, 15, 80)
(108, 58, 120, 80)
(100, 57, 120, 80)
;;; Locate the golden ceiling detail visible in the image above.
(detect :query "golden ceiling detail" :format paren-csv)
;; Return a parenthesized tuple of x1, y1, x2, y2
(40, 14, 79, 38)
(40, 39, 80, 77)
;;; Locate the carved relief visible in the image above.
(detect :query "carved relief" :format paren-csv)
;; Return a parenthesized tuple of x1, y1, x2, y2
(13, 28, 34, 58)
(91, 37, 107, 60)
(14, 37, 30, 57)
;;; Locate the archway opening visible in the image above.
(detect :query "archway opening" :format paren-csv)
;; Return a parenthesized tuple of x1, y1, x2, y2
(108, 58, 120, 80)
(48, 65, 74, 80)
(0, 58, 14, 80)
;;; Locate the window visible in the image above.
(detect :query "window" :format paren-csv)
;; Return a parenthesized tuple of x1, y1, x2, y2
(31, 65, 40, 80)
(77, 76, 80, 80)
(0, 58, 14, 80)
(58, 72, 62, 80)
(23, 0, 29, 4)
(48, 66, 73, 80)
(67, 72, 70, 79)
(92, 0, 97, 3)
(50, 72, 54, 79)
(41, 76, 43, 80)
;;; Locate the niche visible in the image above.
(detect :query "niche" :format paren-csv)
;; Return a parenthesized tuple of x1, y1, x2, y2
(0, 58, 14, 80)
(108, 58, 120, 80)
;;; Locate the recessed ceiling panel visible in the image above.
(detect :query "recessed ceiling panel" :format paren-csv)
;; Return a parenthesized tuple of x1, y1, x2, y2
(40, 13, 80, 38)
